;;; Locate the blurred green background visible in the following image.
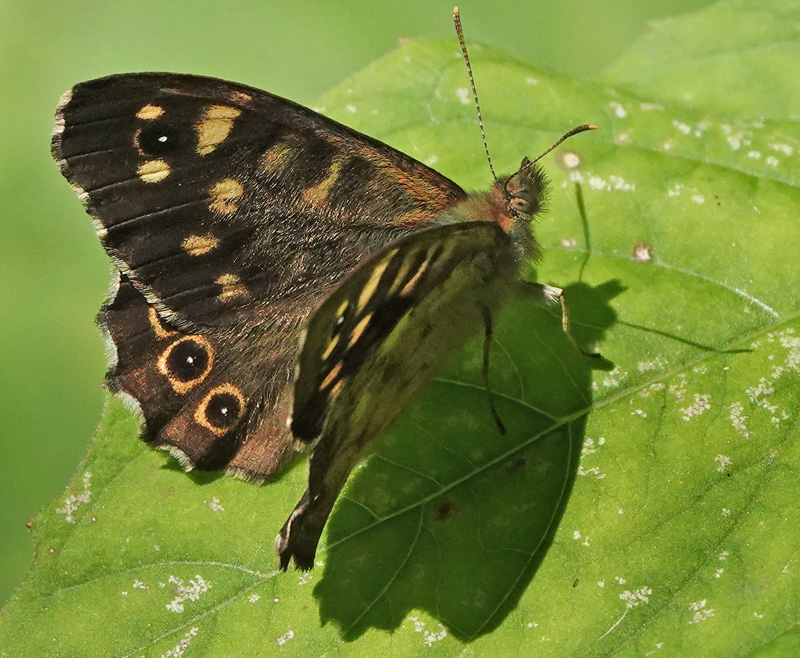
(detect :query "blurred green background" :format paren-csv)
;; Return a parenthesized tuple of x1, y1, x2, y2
(0, 0, 713, 605)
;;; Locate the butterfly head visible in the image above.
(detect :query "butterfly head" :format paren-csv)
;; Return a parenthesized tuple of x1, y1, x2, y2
(504, 157, 547, 219)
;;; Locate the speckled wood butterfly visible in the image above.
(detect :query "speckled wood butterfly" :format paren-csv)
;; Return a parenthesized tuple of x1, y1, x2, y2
(52, 12, 595, 570)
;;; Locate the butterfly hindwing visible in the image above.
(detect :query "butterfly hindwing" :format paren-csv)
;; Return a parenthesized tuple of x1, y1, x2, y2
(279, 221, 522, 568)
(102, 274, 299, 479)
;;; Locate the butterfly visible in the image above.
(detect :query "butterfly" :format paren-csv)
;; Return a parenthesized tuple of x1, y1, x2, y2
(53, 39, 594, 570)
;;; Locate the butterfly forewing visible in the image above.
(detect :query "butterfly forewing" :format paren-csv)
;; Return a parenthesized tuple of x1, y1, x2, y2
(53, 73, 467, 325)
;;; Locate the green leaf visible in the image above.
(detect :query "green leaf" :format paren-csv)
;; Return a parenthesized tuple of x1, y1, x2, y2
(601, 0, 800, 118)
(2, 0, 799, 654)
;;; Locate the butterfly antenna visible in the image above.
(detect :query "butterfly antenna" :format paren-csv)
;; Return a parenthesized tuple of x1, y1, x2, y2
(453, 6, 497, 181)
(531, 124, 598, 164)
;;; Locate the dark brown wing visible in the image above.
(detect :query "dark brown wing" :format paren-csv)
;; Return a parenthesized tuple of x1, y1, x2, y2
(53, 73, 467, 328)
(53, 73, 467, 480)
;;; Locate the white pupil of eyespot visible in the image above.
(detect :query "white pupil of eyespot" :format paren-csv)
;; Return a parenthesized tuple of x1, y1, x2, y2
(186, 356, 194, 365)
(158, 135, 168, 143)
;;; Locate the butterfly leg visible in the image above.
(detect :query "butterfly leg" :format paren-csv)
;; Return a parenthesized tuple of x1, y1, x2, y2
(276, 488, 317, 570)
(478, 303, 507, 435)
(519, 281, 597, 357)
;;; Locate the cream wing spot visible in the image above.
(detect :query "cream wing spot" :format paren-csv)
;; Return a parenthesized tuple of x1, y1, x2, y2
(136, 104, 165, 121)
(348, 313, 372, 348)
(147, 307, 178, 339)
(303, 156, 346, 204)
(321, 335, 340, 361)
(357, 250, 396, 311)
(196, 105, 241, 155)
(138, 159, 171, 183)
(262, 140, 295, 174)
(209, 178, 244, 215)
(216, 273, 248, 301)
(321, 362, 343, 390)
(182, 234, 220, 256)
(400, 250, 435, 296)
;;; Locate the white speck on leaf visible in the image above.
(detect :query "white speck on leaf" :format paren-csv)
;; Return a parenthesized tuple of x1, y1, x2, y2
(721, 508, 731, 517)
(688, 600, 714, 625)
(681, 393, 711, 420)
(161, 627, 199, 658)
(615, 130, 632, 144)
(423, 625, 447, 646)
(638, 357, 666, 373)
(729, 402, 751, 439)
(640, 382, 665, 397)
(748, 150, 761, 159)
(165, 575, 211, 613)
(765, 156, 779, 167)
(600, 586, 652, 638)
(609, 101, 627, 118)
(205, 496, 223, 512)
(673, 120, 692, 134)
(56, 472, 92, 523)
(276, 630, 295, 646)
(769, 142, 793, 155)
(561, 151, 581, 169)
(715, 454, 732, 473)
(456, 87, 470, 104)
(600, 367, 626, 388)
(691, 194, 705, 204)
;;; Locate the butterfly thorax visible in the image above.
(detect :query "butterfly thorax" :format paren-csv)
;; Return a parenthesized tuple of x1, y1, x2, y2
(435, 158, 547, 263)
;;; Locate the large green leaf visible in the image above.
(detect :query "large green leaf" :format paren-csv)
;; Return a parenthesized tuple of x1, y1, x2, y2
(2, 0, 798, 654)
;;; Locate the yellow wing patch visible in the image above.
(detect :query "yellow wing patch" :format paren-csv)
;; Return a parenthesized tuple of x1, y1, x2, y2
(137, 159, 171, 183)
(216, 273, 248, 301)
(209, 178, 244, 215)
(196, 105, 241, 155)
(136, 104, 164, 121)
(182, 233, 220, 256)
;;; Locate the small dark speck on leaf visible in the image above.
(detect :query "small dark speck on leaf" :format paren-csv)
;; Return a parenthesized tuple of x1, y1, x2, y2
(504, 456, 527, 473)
(437, 501, 458, 520)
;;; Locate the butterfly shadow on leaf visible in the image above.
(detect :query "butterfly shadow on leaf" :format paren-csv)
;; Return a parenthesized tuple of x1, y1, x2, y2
(311, 278, 621, 641)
